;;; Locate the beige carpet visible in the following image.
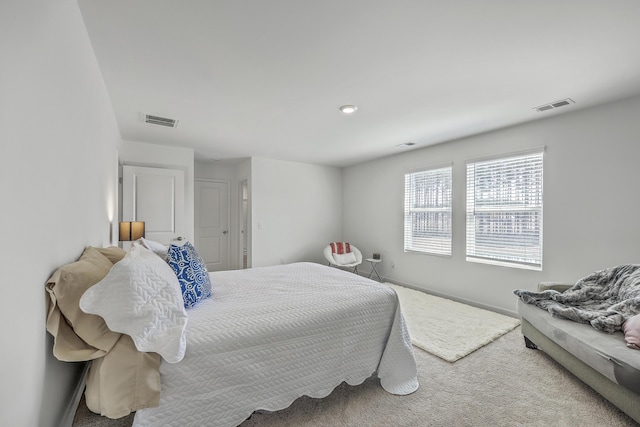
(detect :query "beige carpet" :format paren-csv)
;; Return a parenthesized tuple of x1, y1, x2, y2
(74, 327, 637, 426)
(388, 283, 521, 362)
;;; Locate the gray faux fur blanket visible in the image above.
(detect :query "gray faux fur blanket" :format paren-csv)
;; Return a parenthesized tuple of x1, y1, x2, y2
(514, 264, 640, 333)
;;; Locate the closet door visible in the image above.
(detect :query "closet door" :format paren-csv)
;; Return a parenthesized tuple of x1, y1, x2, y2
(195, 180, 229, 271)
(122, 165, 185, 245)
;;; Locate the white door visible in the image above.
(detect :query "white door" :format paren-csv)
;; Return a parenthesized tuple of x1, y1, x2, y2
(122, 165, 185, 245)
(195, 180, 229, 271)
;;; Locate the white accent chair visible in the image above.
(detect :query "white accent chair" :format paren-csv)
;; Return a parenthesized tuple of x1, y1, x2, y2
(323, 243, 363, 274)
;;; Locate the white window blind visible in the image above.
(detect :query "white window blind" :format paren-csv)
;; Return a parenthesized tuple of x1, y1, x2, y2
(404, 166, 452, 256)
(466, 151, 543, 269)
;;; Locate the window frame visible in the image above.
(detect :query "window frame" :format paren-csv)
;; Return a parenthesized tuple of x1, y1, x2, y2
(465, 149, 544, 270)
(403, 164, 453, 256)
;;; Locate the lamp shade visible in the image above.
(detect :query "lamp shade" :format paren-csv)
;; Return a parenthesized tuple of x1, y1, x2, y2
(119, 221, 145, 241)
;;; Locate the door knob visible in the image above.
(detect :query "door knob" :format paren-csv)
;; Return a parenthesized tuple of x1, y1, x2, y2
(223, 230, 228, 234)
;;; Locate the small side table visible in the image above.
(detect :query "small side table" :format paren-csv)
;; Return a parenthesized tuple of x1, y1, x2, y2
(365, 258, 382, 282)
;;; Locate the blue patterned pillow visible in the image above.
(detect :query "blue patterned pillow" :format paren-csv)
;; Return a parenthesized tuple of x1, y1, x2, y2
(167, 242, 212, 309)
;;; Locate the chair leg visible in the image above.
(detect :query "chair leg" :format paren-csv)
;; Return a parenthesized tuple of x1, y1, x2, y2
(353, 265, 359, 275)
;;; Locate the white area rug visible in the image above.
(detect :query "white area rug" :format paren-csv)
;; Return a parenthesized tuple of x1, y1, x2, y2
(389, 284, 520, 362)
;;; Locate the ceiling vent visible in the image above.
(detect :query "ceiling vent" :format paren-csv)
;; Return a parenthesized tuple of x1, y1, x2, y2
(142, 113, 179, 128)
(534, 98, 574, 113)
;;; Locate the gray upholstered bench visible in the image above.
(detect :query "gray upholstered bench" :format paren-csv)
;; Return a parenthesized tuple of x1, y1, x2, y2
(517, 282, 640, 423)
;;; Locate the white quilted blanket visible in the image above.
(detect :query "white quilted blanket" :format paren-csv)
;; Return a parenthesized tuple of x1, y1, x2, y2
(133, 262, 418, 427)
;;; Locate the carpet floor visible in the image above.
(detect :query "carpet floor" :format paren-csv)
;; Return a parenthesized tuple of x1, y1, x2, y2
(73, 326, 638, 426)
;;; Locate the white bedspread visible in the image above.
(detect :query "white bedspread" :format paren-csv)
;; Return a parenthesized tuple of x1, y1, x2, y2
(133, 262, 419, 427)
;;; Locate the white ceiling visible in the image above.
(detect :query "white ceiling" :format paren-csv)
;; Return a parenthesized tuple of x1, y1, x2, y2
(78, 1, 640, 167)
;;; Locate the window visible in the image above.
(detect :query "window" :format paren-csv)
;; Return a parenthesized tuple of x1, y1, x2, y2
(466, 150, 543, 269)
(404, 166, 452, 256)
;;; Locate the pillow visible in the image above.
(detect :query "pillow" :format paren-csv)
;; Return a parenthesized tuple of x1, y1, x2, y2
(330, 242, 351, 254)
(622, 314, 640, 350)
(94, 246, 127, 264)
(137, 237, 169, 260)
(46, 247, 121, 357)
(334, 251, 357, 265)
(80, 245, 188, 363)
(167, 242, 212, 309)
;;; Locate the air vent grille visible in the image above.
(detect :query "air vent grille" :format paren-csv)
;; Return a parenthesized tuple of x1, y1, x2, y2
(534, 98, 574, 113)
(143, 114, 179, 128)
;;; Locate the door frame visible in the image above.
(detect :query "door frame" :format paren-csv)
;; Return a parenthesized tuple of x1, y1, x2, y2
(237, 177, 250, 269)
(194, 178, 231, 271)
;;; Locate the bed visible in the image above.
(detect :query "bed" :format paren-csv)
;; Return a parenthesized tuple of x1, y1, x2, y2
(45, 246, 419, 427)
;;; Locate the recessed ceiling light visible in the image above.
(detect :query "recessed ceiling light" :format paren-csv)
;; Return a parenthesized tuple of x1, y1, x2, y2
(339, 105, 358, 114)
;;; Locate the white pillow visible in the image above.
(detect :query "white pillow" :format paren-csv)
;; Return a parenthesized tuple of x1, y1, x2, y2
(334, 251, 357, 265)
(137, 237, 169, 261)
(80, 245, 188, 363)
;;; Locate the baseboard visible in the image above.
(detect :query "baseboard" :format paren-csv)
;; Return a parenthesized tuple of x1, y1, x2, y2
(59, 362, 89, 427)
(383, 277, 519, 318)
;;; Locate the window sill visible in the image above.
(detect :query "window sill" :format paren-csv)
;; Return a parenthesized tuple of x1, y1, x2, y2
(466, 256, 542, 271)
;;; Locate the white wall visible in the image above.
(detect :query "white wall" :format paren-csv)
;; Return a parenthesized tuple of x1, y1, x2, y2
(119, 140, 195, 242)
(343, 95, 640, 316)
(0, 1, 120, 426)
(251, 157, 343, 267)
